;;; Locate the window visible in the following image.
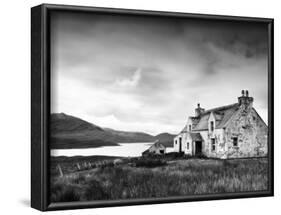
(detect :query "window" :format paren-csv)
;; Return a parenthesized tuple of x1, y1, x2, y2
(160, 150, 164, 154)
(211, 138, 216, 151)
(210, 121, 214, 132)
(189, 125, 192, 131)
(187, 142, 189, 150)
(175, 140, 177, 145)
(233, 137, 238, 147)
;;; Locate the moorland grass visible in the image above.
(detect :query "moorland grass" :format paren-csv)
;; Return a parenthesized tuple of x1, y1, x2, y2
(50, 157, 268, 202)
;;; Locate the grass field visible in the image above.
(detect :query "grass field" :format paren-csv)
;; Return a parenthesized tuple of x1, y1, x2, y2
(50, 156, 268, 202)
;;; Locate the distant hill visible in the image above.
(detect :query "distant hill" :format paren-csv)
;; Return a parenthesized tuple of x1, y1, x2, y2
(154, 133, 176, 147)
(50, 113, 175, 149)
(51, 113, 103, 133)
(51, 113, 117, 149)
(103, 128, 155, 142)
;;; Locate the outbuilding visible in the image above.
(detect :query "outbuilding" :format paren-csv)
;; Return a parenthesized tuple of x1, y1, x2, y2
(142, 140, 166, 156)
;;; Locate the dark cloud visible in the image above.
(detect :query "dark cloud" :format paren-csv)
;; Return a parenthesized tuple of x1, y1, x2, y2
(51, 11, 269, 134)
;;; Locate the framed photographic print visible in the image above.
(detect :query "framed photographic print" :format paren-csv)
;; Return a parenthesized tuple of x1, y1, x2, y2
(31, 4, 274, 211)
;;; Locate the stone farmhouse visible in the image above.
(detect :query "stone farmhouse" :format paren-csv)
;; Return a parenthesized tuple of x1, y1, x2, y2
(173, 90, 268, 159)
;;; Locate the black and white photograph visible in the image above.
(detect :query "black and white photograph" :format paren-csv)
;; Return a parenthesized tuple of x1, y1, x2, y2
(48, 8, 272, 204)
(1, 0, 280, 214)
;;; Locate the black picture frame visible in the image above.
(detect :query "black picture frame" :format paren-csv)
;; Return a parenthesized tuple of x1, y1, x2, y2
(31, 4, 274, 211)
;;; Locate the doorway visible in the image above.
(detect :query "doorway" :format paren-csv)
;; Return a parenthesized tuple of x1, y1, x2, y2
(179, 137, 182, 153)
(195, 141, 202, 156)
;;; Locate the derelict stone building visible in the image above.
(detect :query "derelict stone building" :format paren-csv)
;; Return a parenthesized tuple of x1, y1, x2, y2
(173, 90, 268, 159)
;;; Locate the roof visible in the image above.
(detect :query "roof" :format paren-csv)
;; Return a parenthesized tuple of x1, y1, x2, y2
(190, 116, 200, 124)
(192, 103, 240, 131)
(142, 149, 149, 154)
(142, 140, 165, 154)
(188, 133, 202, 141)
(151, 140, 165, 148)
(180, 125, 188, 133)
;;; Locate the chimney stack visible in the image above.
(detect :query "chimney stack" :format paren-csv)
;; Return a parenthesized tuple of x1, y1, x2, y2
(195, 103, 205, 117)
(238, 89, 254, 108)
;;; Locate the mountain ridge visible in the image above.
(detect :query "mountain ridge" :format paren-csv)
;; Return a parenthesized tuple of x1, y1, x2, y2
(51, 113, 176, 149)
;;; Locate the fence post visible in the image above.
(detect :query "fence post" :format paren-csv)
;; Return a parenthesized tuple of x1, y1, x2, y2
(76, 163, 81, 170)
(57, 164, 63, 177)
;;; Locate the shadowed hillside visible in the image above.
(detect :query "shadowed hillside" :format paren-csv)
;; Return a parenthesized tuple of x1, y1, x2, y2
(51, 113, 103, 133)
(154, 133, 176, 147)
(103, 128, 155, 142)
(51, 113, 175, 149)
(51, 113, 117, 149)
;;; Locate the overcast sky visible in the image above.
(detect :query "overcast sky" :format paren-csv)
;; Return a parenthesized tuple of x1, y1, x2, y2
(51, 11, 268, 135)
